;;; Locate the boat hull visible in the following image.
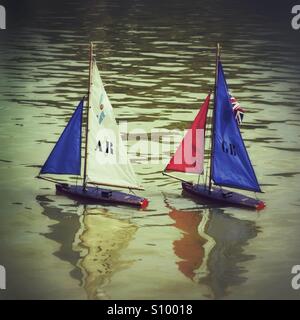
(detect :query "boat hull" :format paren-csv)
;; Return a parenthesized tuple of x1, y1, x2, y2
(55, 184, 149, 208)
(182, 182, 265, 210)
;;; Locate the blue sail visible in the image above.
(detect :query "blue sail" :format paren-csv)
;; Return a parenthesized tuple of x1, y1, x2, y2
(212, 60, 261, 193)
(40, 99, 84, 175)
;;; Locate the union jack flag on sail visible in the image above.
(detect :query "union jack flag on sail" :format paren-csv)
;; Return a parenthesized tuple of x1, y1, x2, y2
(229, 93, 244, 125)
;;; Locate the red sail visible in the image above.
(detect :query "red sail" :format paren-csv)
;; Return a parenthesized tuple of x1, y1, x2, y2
(165, 94, 210, 174)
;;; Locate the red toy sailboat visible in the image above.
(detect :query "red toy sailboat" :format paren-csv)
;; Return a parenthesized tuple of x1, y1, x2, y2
(163, 44, 265, 210)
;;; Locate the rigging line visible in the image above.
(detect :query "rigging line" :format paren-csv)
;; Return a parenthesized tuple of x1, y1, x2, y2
(162, 171, 192, 184)
(36, 175, 60, 184)
(197, 172, 201, 185)
(129, 188, 137, 195)
(205, 102, 213, 189)
(201, 170, 205, 184)
(208, 43, 220, 193)
(196, 90, 212, 187)
(83, 42, 93, 190)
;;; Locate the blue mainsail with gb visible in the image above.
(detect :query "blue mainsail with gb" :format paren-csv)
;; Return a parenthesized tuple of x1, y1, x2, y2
(211, 58, 261, 193)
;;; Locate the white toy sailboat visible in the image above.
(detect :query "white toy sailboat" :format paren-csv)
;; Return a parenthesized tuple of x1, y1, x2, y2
(37, 42, 149, 208)
(163, 44, 265, 210)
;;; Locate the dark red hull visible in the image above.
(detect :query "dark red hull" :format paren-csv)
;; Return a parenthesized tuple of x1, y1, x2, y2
(182, 182, 265, 210)
(56, 184, 149, 208)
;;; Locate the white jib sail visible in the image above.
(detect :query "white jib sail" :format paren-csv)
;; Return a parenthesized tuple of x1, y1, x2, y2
(86, 59, 142, 190)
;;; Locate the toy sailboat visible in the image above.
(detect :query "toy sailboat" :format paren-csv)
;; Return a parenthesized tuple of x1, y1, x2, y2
(37, 42, 149, 208)
(163, 44, 265, 210)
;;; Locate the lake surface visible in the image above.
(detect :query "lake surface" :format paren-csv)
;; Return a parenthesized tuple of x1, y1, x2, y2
(0, 0, 300, 299)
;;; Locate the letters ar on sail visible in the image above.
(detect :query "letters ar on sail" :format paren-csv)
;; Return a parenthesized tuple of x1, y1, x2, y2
(85, 60, 141, 190)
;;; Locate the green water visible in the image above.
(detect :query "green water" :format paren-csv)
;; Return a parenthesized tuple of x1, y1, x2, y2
(0, 0, 300, 299)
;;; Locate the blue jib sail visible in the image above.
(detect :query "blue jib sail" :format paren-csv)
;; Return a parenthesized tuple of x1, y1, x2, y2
(212, 60, 261, 193)
(40, 99, 84, 175)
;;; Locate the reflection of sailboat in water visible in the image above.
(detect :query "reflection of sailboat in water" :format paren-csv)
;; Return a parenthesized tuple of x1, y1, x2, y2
(74, 207, 137, 299)
(37, 195, 137, 299)
(169, 206, 215, 282)
(167, 200, 258, 299)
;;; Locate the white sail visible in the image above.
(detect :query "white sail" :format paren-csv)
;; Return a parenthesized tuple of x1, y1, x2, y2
(85, 59, 142, 190)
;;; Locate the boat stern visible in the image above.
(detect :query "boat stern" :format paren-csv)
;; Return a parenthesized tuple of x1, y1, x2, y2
(256, 201, 266, 211)
(140, 198, 149, 209)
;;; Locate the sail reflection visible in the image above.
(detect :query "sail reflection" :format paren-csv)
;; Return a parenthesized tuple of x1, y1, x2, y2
(74, 207, 137, 299)
(37, 195, 137, 299)
(167, 201, 258, 299)
(169, 208, 215, 282)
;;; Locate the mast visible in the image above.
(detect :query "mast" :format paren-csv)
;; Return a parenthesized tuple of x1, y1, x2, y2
(83, 42, 93, 189)
(208, 43, 220, 193)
